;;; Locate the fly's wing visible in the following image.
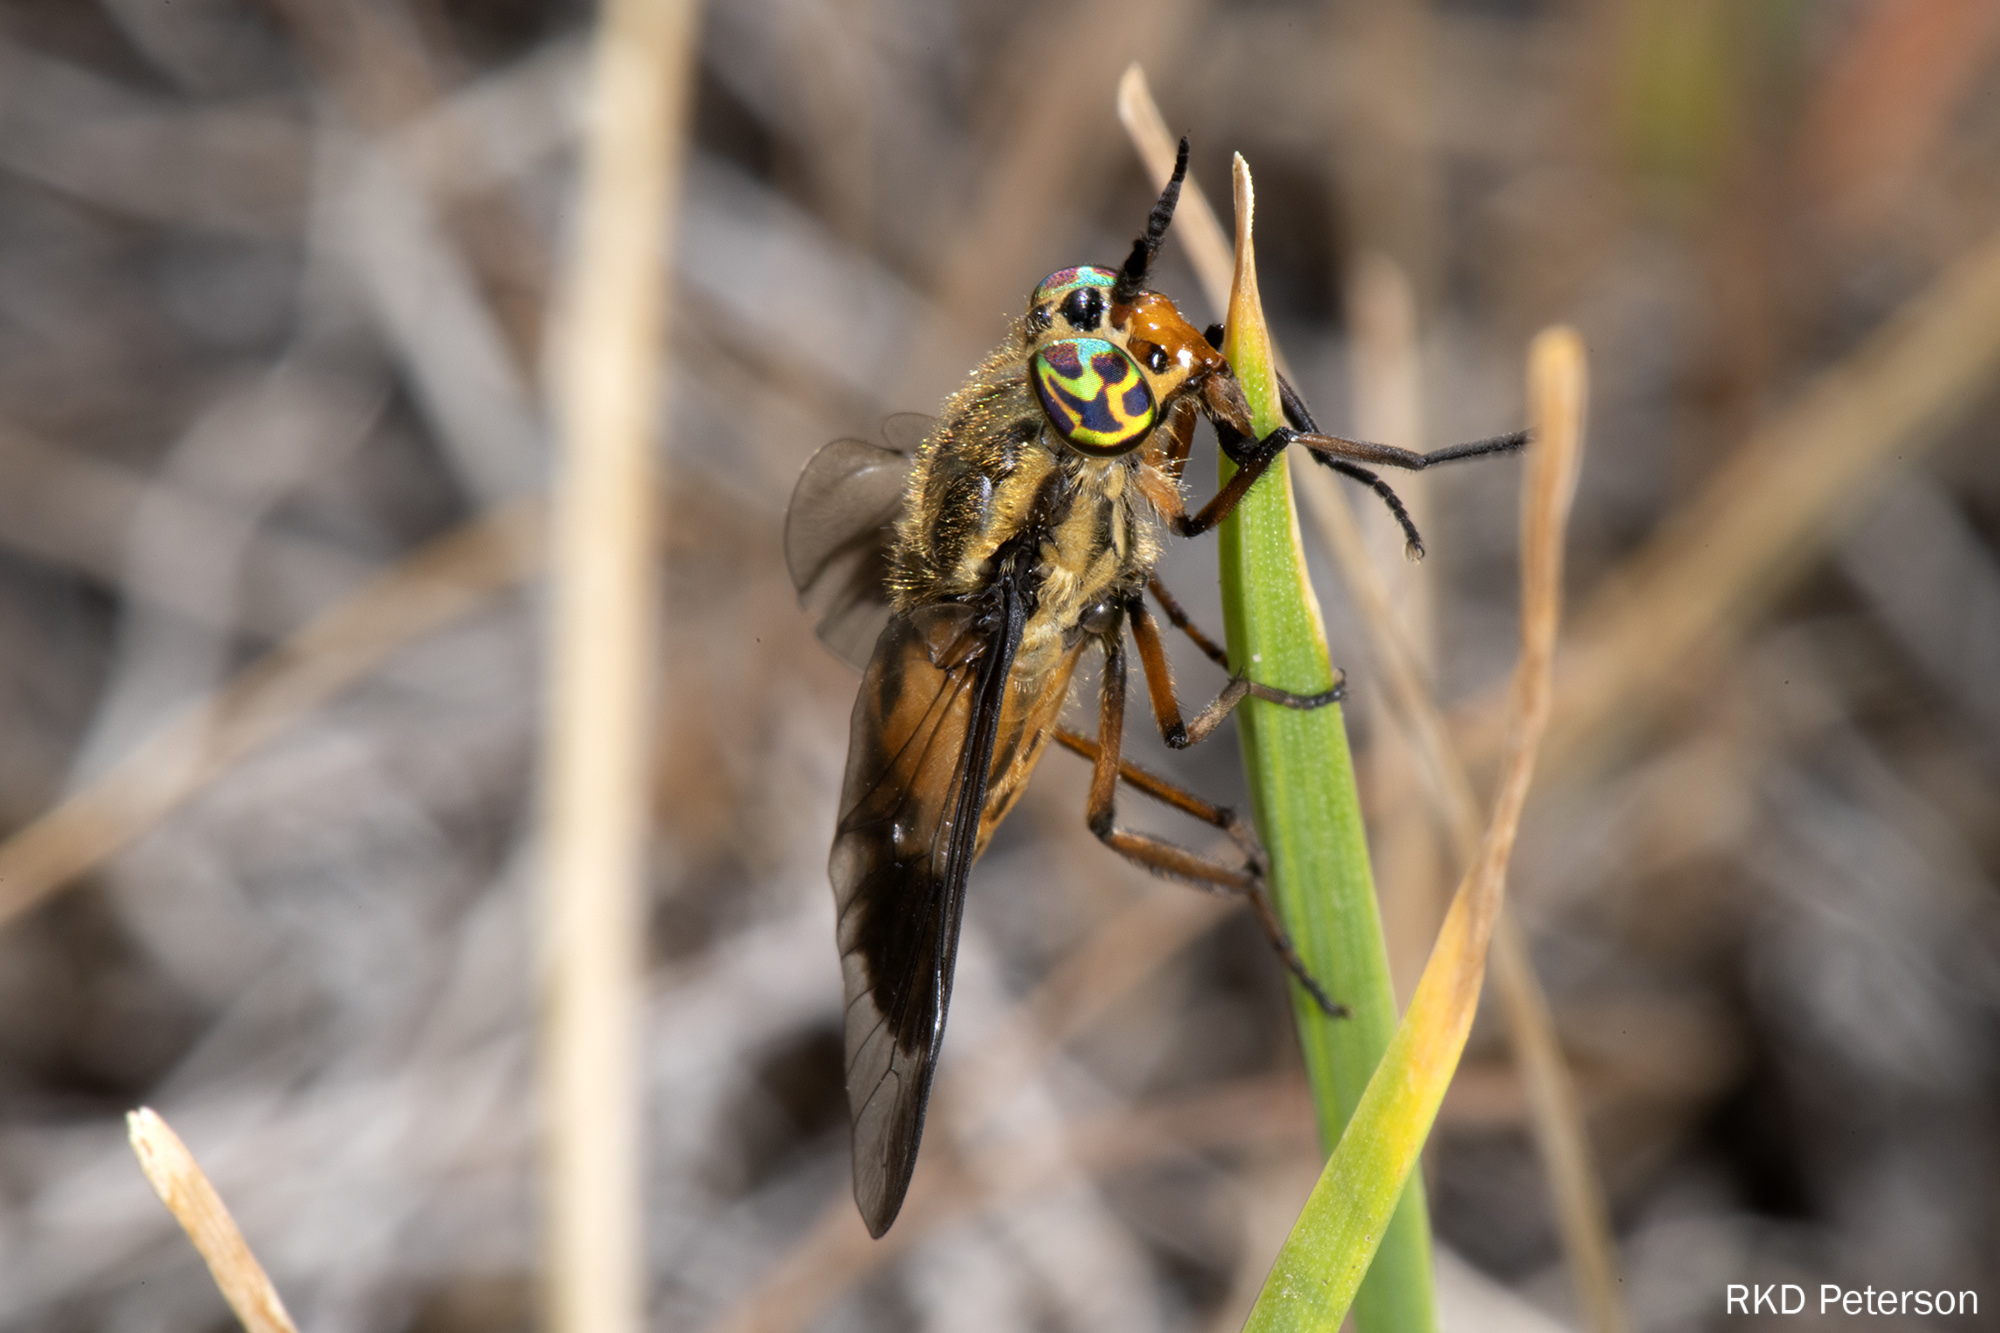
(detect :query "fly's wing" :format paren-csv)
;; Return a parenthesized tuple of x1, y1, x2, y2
(879, 412, 937, 455)
(831, 564, 1027, 1236)
(785, 432, 923, 669)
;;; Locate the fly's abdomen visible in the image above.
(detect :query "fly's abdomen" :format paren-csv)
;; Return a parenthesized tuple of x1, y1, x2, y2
(974, 637, 1087, 854)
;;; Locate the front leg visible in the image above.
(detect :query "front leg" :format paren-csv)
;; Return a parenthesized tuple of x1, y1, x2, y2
(1175, 370, 1530, 539)
(1167, 421, 1292, 538)
(1175, 421, 1445, 537)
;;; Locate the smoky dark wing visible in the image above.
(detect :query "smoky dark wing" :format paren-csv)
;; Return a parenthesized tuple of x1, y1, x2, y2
(830, 589, 1019, 1236)
(785, 437, 916, 669)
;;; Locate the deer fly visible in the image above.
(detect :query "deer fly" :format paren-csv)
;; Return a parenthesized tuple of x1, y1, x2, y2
(785, 140, 1526, 1237)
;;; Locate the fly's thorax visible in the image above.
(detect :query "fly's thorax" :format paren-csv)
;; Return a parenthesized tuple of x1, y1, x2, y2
(889, 347, 1063, 607)
(888, 266, 1208, 610)
(1024, 453, 1157, 659)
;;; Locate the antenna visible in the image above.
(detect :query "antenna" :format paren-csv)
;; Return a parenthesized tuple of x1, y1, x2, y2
(1114, 135, 1189, 304)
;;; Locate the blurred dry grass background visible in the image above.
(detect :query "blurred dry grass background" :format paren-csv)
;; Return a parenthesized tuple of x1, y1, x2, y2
(0, 0, 1995, 1330)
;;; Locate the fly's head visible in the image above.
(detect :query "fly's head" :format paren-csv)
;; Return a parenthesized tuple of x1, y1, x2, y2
(1020, 138, 1249, 460)
(1022, 267, 1233, 460)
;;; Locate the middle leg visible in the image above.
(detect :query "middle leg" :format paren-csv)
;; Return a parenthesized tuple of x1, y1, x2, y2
(1145, 576, 1229, 669)
(1082, 632, 1345, 1016)
(1127, 593, 1342, 750)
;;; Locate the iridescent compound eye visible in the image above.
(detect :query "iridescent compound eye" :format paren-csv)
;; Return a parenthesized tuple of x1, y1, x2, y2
(1029, 337, 1157, 456)
(1030, 265, 1118, 310)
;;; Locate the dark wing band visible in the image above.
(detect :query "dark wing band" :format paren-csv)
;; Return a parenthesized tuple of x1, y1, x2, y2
(829, 550, 1030, 1235)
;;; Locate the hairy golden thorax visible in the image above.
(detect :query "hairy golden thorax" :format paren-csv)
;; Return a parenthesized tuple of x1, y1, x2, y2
(889, 266, 1234, 678)
(889, 324, 1157, 665)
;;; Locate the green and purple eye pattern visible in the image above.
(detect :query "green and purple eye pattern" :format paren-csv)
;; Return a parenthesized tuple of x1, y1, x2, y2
(1030, 338, 1156, 455)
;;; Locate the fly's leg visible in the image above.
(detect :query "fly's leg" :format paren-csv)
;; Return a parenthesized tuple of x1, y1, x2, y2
(1170, 420, 1432, 537)
(1134, 398, 1201, 522)
(1127, 593, 1341, 749)
(1277, 370, 1526, 473)
(1052, 727, 1263, 869)
(1292, 373, 1526, 555)
(1146, 396, 1200, 485)
(1166, 422, 1283, 537)
(1289, 427, 1526, 559)
(1171, 369, 1529, 540)
(1144, 576, 1228, 669)
(1070, 638, 1345, 1017)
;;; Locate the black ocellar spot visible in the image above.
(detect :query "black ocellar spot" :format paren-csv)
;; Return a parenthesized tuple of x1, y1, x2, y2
(1061, 287, 1104, 332)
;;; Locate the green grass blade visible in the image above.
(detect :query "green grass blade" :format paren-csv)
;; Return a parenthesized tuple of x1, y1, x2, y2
(1242, 327, 1588, 1332)
(1214, 154, 1438, 1333)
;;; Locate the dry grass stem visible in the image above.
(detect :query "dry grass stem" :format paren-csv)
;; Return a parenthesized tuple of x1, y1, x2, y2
(1501, 221, 2000, 782)
(1245, 328, 1585, 1330)
(1116, 64, 1234, 315)
(126, 1108, 301, 1333)
(539, 2, 698, 1331)
(0, 504, 541, 933)
(1293, 319, 1626, 1332)
(1469, 326, 1584, 958)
